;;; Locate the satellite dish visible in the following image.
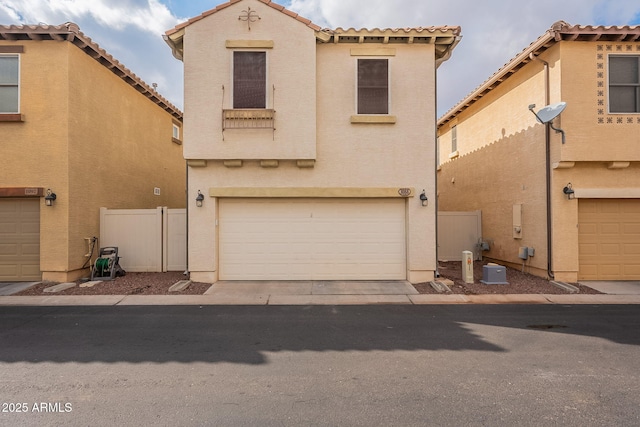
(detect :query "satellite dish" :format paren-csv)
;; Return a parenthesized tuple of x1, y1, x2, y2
(533, 102, 566, 124)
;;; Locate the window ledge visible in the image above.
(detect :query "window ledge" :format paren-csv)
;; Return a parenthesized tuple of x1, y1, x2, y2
(449, 150, 459, 159)
(0, 114, 25, 122)
(350, 115, 396, 124)
(172, 137, 182, 145)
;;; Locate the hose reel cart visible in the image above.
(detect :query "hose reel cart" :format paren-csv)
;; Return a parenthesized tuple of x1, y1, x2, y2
(91, 247, 125, 281)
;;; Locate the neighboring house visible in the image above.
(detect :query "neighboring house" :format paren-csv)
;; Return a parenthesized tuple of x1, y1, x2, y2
(0, 23, 185, 282)
(164, 0, 460, 283)
(437, 21, 640, 282)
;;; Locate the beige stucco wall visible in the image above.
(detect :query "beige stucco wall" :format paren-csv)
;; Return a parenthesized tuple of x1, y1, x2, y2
(184, 1, 438, 283)
(559, 42, 640, 162)
(438, 40, 640, 282)
(183, 0, 317, 160)
(0, 40, 185, 281)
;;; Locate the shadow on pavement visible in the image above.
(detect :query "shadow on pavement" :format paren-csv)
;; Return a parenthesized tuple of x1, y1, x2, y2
(0, 305, 638, 364)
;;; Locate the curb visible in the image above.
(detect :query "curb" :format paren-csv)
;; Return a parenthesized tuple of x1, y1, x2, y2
(2, 294, 640, 306)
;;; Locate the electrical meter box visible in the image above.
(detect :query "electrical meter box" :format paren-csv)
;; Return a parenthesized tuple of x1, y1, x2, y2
(480, 265, 509, 285)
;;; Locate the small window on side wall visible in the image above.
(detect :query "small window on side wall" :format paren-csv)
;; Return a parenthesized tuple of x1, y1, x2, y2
(233, 51, 266, 109)
(609, 55, 640, 113)
(357, 58, 389, 114)
(172, 122, 181, 144)
(451, 125, 457, 153)
(0, 54, 19, 114)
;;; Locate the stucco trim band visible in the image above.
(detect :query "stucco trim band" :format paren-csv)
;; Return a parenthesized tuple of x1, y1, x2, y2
(0, 45, 24, 53)
(208, 187, 415, 198)
(0, 187, 44, 197)
(226, 40, 274, 49)
(574, 188, 640, 199)
(350, 115, 397, 124)
(350, 48, 396, 56)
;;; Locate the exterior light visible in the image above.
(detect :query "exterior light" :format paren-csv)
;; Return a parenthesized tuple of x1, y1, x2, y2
(195, 190, 204, 207)
(419, 190, 428, 207)
(44, 189, 57, 206)
(563, 183, 575, 200)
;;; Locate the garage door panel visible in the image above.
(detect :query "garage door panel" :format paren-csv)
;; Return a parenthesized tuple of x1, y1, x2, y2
(579, 199, 640, 280)
(600, 223, 620, 235)
(219, 199, 406, 280)
(624, 223, 640, 234)
(0, 199, 41, 281)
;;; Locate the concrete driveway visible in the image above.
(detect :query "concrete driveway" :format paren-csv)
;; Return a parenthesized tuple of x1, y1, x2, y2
(0, 282, 40, 296)
(579, 281, 640, 295)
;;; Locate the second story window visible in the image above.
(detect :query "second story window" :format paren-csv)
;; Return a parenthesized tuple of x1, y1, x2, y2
(0, 54, 19, 113)
(609, 55, 640, 113)
(357, 58, 389, 114)
(233, 51, 266, 109)
(451, 125, 457, 153)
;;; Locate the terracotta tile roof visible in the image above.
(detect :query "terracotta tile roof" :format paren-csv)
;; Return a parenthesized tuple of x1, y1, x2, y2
(164, 0, 461, 62)
(438, 21, 640, 126)
(0, 22, 182, 120)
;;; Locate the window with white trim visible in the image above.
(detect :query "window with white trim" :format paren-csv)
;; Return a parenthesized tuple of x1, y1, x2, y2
(609, 55, 640, 113)
(233, 51, 266, 109)
(0, 54, 19, 113)
(357, 58, 389, 114)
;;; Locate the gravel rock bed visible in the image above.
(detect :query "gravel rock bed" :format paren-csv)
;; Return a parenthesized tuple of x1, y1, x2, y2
(14, 262, 602, 296)
(15, 272, 211, 296)
(413, 261, 602, 295)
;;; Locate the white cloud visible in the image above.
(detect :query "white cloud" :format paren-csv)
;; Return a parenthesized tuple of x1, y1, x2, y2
(0, 0, 184, 108)
(0, 0, 179, 35)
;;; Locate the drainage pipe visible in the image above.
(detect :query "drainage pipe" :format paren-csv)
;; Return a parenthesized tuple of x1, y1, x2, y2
(529, 52, 555, 280)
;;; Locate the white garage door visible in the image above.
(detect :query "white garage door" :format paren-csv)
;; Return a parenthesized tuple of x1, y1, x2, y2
(578, 199, 640, 280)
(219, 198, 406, 280)
(0, 199, 41, 281)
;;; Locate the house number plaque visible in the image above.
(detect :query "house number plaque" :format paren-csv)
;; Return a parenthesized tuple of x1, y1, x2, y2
(398, 188, 412, 197)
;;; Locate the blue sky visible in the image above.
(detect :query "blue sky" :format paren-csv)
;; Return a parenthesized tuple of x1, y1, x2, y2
(2, 0, 640, 115)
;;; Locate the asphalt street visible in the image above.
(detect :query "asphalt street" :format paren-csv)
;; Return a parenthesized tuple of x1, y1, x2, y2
(1, 304, 639, 426)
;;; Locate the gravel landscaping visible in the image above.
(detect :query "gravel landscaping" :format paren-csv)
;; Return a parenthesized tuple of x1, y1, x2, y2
(412, 261, 601, 295)
(13, 261, 602, 296)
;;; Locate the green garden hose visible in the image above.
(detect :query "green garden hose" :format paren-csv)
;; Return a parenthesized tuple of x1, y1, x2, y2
(95, 258, 110, 276)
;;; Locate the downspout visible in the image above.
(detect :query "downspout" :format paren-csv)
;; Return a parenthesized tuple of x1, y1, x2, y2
(434, 67, 440, 278)
(529, 52, 554, 280)
(184, 161, 189, 277)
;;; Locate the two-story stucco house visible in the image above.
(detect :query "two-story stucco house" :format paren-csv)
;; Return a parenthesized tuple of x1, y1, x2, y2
(164, 0, 460, 284)
(0, 23, 185, 282)
(437, 22, 640, 282)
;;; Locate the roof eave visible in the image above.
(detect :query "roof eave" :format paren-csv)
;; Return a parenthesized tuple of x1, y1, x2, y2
(0, 23, 183, 120)
(437, 30, 555, 127)
(437, 21, 640, 127)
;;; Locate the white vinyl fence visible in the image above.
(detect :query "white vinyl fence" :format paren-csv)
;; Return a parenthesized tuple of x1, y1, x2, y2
(438, 211, 482, 261)
(100, 207, 186, 272)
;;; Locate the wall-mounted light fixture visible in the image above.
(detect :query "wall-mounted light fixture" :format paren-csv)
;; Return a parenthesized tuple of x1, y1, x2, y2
(44, 189, 57, 206)
(563, 183, 575, 200)
(419, 190, 428, 207)
(195, 190, 204, 207)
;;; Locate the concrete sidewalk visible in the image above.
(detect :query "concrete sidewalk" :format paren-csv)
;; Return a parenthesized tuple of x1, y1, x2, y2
(1, 279, 640, 306)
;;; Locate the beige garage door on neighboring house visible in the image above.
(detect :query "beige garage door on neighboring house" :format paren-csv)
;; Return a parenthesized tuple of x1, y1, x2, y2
(578, 199, 640, 280)
(219, 198, 406, 280)
(0, 199, 41, 281)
